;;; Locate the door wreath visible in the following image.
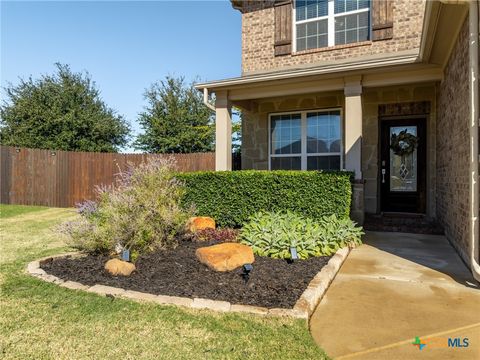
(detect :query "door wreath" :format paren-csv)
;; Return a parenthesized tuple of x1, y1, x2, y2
(390, 129, 419, 157)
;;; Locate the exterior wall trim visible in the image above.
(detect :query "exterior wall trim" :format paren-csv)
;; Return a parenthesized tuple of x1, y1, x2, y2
(195, 51, 420, 91)
(198, 65, 443, 103)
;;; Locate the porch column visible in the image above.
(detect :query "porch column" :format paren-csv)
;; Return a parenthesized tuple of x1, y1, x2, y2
(215, 91, 232, 171)
(344, 77, 363, 180)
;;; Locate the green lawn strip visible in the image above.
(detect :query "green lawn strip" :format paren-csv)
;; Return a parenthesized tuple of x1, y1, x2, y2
(0, 204, 50, 218)
(0, 206, 77, 265)
(0, 205, 329, 360)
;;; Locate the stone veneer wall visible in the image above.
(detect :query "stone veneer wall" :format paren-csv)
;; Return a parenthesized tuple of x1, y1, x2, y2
(436, 19, 470, 263)
(241, 0, 426, 74)
(241, 84, 437, 217)
(241, 91, 344, 170)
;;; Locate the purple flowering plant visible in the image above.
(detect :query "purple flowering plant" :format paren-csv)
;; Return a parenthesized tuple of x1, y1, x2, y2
(57, 158, 193, 261)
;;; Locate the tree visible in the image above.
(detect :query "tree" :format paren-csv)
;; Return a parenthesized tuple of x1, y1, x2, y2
(134, 76, 214, 153)
(232, 108, 242, 154)
(1, 63, 130, 152)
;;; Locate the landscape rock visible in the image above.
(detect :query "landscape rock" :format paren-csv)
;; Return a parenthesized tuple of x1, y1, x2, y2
(195, 242, 254, 272)
(104, 258, 136, 276)
(187, 216, 215, 232)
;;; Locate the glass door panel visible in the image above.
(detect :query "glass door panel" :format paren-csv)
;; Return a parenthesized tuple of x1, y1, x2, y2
(389, 126, 417, 192)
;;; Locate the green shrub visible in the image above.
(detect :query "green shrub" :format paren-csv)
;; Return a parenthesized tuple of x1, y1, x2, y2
(240, 211, 363, 259)
(177, 170, 353, 228)
(58, 159, 192, 261)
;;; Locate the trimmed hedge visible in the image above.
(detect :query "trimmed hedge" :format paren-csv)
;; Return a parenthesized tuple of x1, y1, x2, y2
(177, 170, 353, 228)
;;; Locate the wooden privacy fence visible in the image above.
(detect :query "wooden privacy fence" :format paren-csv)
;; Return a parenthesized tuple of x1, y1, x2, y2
(0, 146, 215, 208)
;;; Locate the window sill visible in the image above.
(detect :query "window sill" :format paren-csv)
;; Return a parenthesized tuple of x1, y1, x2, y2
(292, 41, 372, 56)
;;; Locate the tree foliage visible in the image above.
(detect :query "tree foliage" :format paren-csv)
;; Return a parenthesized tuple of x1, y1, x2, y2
(232, 108, 242, 154)
(134, 76, 214, 153)
(0, 63, 130, 152)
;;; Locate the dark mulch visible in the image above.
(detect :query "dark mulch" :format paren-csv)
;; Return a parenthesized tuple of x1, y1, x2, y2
(41, 240, 331, 308)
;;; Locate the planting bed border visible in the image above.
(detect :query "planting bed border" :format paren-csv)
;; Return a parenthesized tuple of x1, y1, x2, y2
(26, 246, 351, 321)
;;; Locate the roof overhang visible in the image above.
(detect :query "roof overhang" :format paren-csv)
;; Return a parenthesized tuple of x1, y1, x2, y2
(420, 0, 469, 67)
(195, 50, 419, 91)
(195, 53, 443, 102)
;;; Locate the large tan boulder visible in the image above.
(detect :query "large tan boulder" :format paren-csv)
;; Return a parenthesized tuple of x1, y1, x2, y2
(196, 243, 254, 272)
(105, 258, 136, 276)
(187, 216, 215, 232)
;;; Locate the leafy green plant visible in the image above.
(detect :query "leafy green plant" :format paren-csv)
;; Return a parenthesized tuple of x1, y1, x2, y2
(240, 211, 363, 259)
(58, 158, 192, 261)
(177, 170, 353, 228)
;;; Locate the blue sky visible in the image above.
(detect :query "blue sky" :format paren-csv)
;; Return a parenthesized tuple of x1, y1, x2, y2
(1, 0, 241, 152)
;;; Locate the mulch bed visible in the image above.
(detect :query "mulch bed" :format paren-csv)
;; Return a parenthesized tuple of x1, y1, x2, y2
(41, 240, 331, 308)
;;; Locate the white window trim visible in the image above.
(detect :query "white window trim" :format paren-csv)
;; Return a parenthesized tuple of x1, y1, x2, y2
(268, 108, 344, 171)
(292, 0, 371, 52)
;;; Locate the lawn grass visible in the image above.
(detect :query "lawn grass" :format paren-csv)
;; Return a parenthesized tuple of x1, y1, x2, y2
(0, 204, 329, 359)
(0, 203, 49, 219)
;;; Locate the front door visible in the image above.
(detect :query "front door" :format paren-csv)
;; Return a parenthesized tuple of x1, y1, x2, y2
(380, 118, 426, 213)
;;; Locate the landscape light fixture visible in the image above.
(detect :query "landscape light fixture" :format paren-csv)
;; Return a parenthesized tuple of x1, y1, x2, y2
(121, 249, 130, 262)
(290, 247, 298, 260)
(287, 247, 298, 264)
(242, 263, 253, 283)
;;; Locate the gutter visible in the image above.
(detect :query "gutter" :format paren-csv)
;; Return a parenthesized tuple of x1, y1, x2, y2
(469, 0, 480, 281)
(419, 0, 436, 62)
(203, 88, 216, 112)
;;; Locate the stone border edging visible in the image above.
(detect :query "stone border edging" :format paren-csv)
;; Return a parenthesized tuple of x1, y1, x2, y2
(293, 246, 351, 317)
(26, 246, 352, 320)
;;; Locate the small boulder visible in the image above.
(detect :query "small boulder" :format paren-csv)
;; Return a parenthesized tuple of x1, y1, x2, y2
(196, 242, 254, 272)
(105, 258, 136, 276)
(187, 216, 215, 232)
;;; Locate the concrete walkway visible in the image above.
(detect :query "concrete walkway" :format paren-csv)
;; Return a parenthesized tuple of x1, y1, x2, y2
(310, 231, 480, 359)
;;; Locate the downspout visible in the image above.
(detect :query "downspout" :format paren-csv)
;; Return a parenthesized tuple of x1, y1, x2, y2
(203, 88, 216, 112)
(469, 0, 480, 281)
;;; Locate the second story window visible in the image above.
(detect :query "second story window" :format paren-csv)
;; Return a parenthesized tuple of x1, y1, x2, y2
(294, 0, 370, 52)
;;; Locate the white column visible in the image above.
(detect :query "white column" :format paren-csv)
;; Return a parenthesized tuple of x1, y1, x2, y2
(215, 91, 232, 171)
(344, 77, 363, 180)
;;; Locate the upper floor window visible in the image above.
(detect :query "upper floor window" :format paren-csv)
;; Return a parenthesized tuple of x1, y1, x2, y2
(294, 0, 370, 52)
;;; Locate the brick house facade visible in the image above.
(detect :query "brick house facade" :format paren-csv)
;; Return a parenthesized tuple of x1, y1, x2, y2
(195, 0, 479, 278)
(240, 0, 426, 74)
(436, 18, 471, 262)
